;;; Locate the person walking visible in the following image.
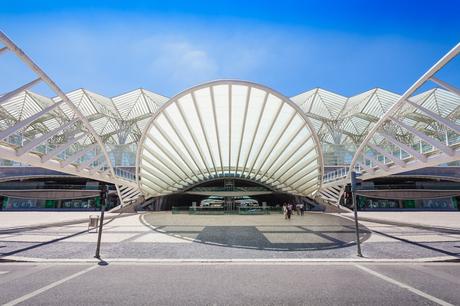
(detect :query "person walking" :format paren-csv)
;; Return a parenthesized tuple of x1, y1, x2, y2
(287, 203, 293, 220)
(283, 203, 288, 220)
(300, 203, 304, 216)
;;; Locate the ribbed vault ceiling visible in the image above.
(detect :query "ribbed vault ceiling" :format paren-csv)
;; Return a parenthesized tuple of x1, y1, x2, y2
(138, 81, 323, 197)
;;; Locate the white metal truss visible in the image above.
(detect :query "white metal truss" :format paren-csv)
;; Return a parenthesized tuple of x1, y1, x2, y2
(117, 185, 144, 207)
(0, 31, 139, 208)
(137, 80, 323, 198)
(0, 32, 173, 210)
(0, 78, 42, 105)
(2, 30, 459, 211)
(319, 43, 460, 207)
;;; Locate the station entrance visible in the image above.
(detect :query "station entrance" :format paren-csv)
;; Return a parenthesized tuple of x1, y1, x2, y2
(143, 178, 298, 212)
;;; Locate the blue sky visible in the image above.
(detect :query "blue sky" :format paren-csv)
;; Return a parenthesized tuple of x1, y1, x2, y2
(1, 0, 459, 97)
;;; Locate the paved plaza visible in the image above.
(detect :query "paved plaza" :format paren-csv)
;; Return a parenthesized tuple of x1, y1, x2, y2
(1, 212, 459, 261)
(0, 212, 126, 231)
(342, 212, 460, 230)
(1, 212, 460, 305)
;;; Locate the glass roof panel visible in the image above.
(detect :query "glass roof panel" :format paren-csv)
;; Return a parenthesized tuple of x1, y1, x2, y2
(139, 81, 322, 197)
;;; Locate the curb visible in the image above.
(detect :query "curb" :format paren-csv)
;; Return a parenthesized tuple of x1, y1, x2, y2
(1, 255, 458, 264)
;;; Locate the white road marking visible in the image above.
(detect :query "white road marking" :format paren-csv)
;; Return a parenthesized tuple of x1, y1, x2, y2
(354, 264, 454, 306)
(2, 265, 98, 306)
(0, 271, 9, 275)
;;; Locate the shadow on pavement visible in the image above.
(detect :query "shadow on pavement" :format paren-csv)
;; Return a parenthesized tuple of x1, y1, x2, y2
(0, 217, 118, 258)
(143, 215, 372, 251)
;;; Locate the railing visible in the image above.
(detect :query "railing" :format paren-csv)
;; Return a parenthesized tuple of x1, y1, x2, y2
(322, 137, 460, 185)
(0, 183, 116, 190)
(355, 137, 460, 173)
(0, 167, 69, 177)
(322, 165, 362, 183)
(188, 186, 269, 192)
(357, 182, 460, 191)
(114, 167, 136, 181)
(171, 206, 282, 215)
(238, 207, 271, 215)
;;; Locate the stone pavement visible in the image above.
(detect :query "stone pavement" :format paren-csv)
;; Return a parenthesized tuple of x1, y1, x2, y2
(1, 210, 459, 232)
(342, 211, 460, 230)
(141, 212, 370, 251)
(0, 211, 123, 231)
(0, 212, 459, 261)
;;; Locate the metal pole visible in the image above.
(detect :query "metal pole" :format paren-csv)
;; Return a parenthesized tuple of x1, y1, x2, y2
(94, 184, 107, 259)
(351, 171, 363, 257)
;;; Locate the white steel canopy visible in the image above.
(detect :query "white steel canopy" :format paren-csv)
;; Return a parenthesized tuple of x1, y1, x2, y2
(3, 29, 458, 211)
(138, 80, 323, 198)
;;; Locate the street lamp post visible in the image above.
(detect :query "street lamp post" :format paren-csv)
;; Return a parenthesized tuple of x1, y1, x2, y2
(94, 184, 107, 259)
(351, 171, 363, 257)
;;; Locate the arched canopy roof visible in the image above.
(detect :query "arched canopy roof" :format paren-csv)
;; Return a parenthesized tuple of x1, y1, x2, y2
(137, 80, 323, 197)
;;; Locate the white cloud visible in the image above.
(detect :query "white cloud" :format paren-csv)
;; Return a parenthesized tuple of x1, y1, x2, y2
(144, 38, 219, 86)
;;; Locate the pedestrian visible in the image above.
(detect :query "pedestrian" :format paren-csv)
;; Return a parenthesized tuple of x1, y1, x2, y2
(283, 203, 288, 220)
(300, 203, 304, 216)
(287, 203, 293, 220)
(296, 204, 301, 216)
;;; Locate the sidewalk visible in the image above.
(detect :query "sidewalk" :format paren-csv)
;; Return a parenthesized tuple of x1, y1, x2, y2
(1, 212, 459, 262)
(342, 211, 460, 231)
(0, 211, 128, 231)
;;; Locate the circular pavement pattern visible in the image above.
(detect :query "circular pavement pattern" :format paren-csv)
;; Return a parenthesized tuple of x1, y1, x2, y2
(142, 212, 371, 251)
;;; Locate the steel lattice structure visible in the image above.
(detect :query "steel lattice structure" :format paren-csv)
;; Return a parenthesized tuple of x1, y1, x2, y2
(137, 81, 323, 197)
(0, 32, 144, 209)
(1, 30, 459, 211)
(318, 43, 460, 207)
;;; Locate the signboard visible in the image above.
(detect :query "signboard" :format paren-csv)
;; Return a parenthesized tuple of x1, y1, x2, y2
(421, 198, 456, 210)
(5, 198, 39, 210)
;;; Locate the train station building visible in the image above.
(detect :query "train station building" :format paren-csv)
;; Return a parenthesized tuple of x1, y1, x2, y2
(0, 33, 459, 212)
